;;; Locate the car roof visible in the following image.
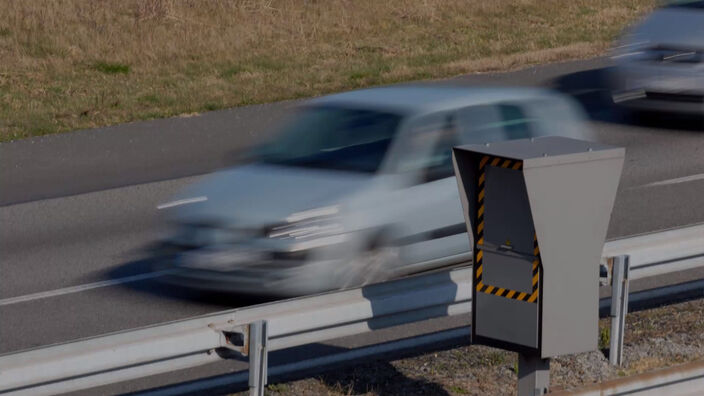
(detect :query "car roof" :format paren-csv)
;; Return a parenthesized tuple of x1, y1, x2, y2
(306, 84, 558, 115)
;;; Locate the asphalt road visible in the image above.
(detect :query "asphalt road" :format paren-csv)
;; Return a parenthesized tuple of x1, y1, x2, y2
(2, 57, 704, 394)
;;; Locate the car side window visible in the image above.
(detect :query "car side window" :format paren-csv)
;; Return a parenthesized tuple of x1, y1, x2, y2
(456, 103, 536, 144)
(519, 97, 592, 141)
(391, 112, 459, 182)
(423, 115, 460, 182)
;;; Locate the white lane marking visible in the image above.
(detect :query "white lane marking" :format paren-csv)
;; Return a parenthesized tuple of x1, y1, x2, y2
(157, 196, 208, 210)
(0, 269, 175, 307)
(636, 173, 704, 189)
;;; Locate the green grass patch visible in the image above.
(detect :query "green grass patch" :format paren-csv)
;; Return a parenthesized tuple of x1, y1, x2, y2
(599, 325, 611, 350)
(485, 351, 507, 366)
(449, 385, 470, 394)
(26, 115, 57, 136)
(266, 383, 289, 393)
(221, 65, 247, 79)
(202, 102, 219, 112)
(93, 62, 130, 75)
(139, 93, 161, 104)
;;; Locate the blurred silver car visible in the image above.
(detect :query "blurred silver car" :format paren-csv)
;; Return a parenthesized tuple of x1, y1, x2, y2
(155, 85, 591, 296)
(610, 1, 704, 113)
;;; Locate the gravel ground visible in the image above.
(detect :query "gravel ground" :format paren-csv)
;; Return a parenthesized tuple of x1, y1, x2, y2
(235, 297, 704, 395)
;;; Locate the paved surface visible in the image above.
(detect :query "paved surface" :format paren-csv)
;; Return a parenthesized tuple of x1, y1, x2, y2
(2, 57, 704, 394)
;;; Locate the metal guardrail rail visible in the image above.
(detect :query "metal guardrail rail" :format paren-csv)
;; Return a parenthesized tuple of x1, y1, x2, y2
(551, 358, 704, 395)
(602, 223, 704, 280)
(0, 223, 703, 395)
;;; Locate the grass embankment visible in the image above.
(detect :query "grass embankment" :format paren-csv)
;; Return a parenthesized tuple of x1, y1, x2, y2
(0, 0, 655, 142)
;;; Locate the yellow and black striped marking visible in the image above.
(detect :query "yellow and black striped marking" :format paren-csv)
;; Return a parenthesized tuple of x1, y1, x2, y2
(473, 155, 541, 303)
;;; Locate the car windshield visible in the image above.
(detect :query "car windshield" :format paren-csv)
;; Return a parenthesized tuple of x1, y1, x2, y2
(256, 106, 402, 173)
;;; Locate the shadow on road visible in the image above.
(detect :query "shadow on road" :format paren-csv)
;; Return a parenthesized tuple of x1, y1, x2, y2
(106, 257, 275, 309)
(313, 360, 451, 396)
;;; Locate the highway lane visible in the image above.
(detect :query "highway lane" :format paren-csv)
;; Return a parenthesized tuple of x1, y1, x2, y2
(0, 178, 191, 299)
(2, 116, 703, 301)
(1, 58, 704, 393)
(592, 121, 704, 238)
(0, 103, 293, 207)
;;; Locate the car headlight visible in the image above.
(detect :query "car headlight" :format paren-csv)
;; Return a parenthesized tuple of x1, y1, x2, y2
(268, 206, 347, 251)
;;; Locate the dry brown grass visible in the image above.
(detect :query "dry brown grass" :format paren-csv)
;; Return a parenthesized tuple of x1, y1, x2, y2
(0, 0, 656, 141)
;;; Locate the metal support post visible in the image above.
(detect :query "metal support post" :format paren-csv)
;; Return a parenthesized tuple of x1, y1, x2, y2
(248, 320, 268, 396)
(609, 255, 630, 366)
(517, 352, 550, 396)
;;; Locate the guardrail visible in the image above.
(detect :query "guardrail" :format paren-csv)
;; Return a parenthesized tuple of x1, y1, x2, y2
(551, 358, 704, 395)
(1, 223, 703, 396)
(602, 223, 704, 280)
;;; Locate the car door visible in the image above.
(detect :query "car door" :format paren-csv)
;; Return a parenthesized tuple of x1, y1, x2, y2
(389, 112, 471, 272)
(393, 102, 539, 273)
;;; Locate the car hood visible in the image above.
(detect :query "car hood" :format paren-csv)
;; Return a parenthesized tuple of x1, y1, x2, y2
(163, 163, 376, 228)
(628, 9, 704, 50)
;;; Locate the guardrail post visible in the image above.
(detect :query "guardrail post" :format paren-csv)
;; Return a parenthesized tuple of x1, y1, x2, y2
(249, 320, 268, 396)
(517, 352, 550, 396)
(609, 255, 630, 366)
